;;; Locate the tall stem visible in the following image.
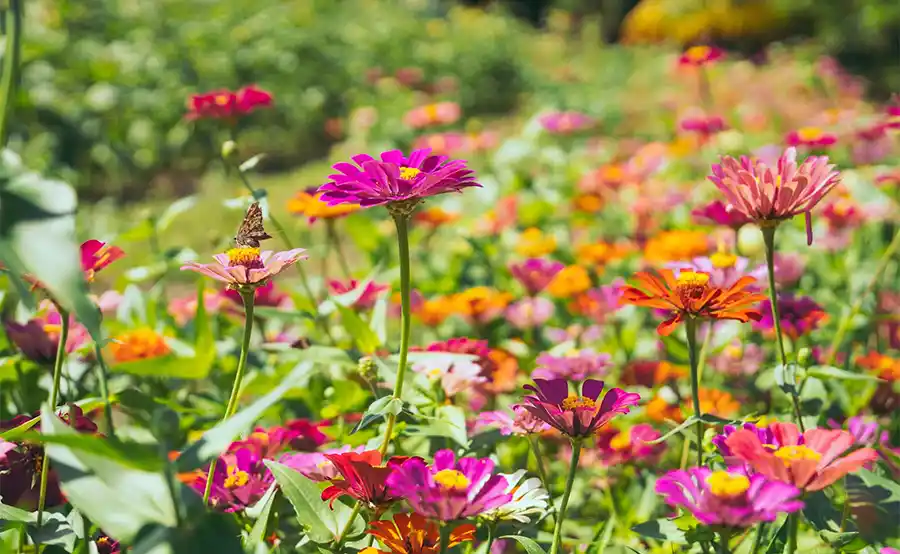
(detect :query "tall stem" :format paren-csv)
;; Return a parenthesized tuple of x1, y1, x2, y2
(326, 220, 353, 279)
(0, 0, 23, 147)
(93, 343, 115, 438)
(485, 522, 496, 554)
(528, 434, 551, 494)
(685, 318, 703, 468)
(379, 215, 412, 456)
(749, 523, 766, 554)
(203, 288, 256, 504)
(717, 528, 732, 554)
(785, 513, 799, 554)
(549, 439, 581, 554)
(37, 310, 69, 527)
(761, 226, 804, 431)
(335, 501, 361, 546)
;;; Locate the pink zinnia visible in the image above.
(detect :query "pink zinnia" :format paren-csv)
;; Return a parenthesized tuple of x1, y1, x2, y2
(475, 405, 551, 436)
(679, 114, 727, 137)
(521, 379, 640, 439)
(538, 111, 595, 135)
(186, 85, 273, 120)
(595, 424, 666, 466)
(707, 147, 841, 245)
(181, 247, 307, 289)
(678, 45, 725, 67)
(80, 239, 125, 281)
(327, 279, 389, 310)
(317, 148, 480, 213)
(505, 297, 555, 329)
(509, 258, 565, 295)
(532, 349, 612, 381)
(692, 200, 753, 230)
(785, 127, 837, 149)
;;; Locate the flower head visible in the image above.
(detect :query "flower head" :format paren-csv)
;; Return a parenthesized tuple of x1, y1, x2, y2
(755, 294, 826, 339)
(413, 206, 461, 229)
(449, 287, 513, 325)
(509, 258, 565, 295)
(516, 228, 557, 257)
(80, 240, 125, 281)
(222, 280, 289, 309)
(522, 379, 640, 439)
(724, 422, 879, 491)
(320, 450, 407, 510)
(287, 191, 359, 223)
(481, 470, 549, 523)
(181, 248, 307, 289)
(707, 147, 841, 244)
(363, 513, 474, 554)
(692, 200, 753, 230)
(412, 353, 486, 397)
(547, 265, 592, 298)
(5, 305, 89, 365)
(678, 45, 725, 67)
(643, 230, 710, 263)
(680, 114, 727, 138)
(709, 341, 765, 376)
(403, 102, 461, 129)
(328, 279, 389, 310)
(317, 149, 480, 215)
(656, 467, 803, 527)
(505, 297, 555, 329)
(532, 349, 612, 381)
(595, 424, 666, 466)
(108, 328, 171, 363)
(475, 405, 551, 436)
(386, 450, 511, 520)
(539, 111, 595, 134)
(186, 85, 273, 120)
(621, 360, 685, 388)
(785, 127, 837, 149)
(193, 447, 272, 511)
(279, 445, 368, 482)
(619, 268, 765, 336)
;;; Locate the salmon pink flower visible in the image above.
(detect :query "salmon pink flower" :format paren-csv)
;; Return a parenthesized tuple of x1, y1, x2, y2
(509, 258, 565, 295)
(724, 422, 880, 491)
(678, 45, 725, 67)
(181, 247, 307, 290)
(317, 148, 480, 215)
(320, 450, 407, 510)
(80, 239, 124, 282)
(402, 102, 461, 129)
(785, 127, 837, 149)
(692, 200, 753, 230)
(619, 268, 766, 336)
(363, 513, 475, 554)
(186, 85, 273, 120)
(475, 405, 551, 436)
(522, 379, 640, 439)
(532, 349, 612, 381)
(707, 147, 841, 245)
(386, 450, 512, 520)
(656, 467, 803, 527)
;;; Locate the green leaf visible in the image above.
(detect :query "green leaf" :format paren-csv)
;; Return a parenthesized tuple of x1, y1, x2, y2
(156, 196, 198, 232)
(774, 364, 799, 395)
(499, 535, 548, 554)
(630, 519, 687, 544)
(847, 469, 900, 542)
(0, 501, 35, 523)
(244, 485, 277, 551)
(638, 416, 698, 446)
(764, 516, 789, 554)
(176, 362, 313, 472)
(13, 431, 164, 472)
(350, 396, 403, 435)
(807, 365, 881, 382)
(129, 513, 244, 554)
(335, 304, 380, 354)
(263, 461, 364, 544)
(407, 405, 468, 447)
(41, 406, 177, 542)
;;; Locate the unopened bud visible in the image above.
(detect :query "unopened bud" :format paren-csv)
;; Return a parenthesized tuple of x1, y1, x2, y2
(357, 356, 378, 383)
(797, 347, 811, 368)
(221, 140, 238, 161)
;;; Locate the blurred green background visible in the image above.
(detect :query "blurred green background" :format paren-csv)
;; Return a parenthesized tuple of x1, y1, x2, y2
(10, 0, 900, 203)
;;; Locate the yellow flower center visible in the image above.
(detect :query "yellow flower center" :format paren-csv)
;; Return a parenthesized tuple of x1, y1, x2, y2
(42, 323, 62, 335)
(686, 46, 711, 62)
(797, 127, 823, 141)
(724, 344, 743, 359)
(561, 395, 596, 410)
(433, 469, 470, 492)
(609, 429, 632, 451)
(774, 445, 822, 463)
(399, 167, 421, 180)
(676, 271, 710, 288)
(226, 247, 261, 267)
(214, 94, 230, 106)
(706, 471, 750, 497)
(710, 250, 737, 269)
(224, 465, 250, 489)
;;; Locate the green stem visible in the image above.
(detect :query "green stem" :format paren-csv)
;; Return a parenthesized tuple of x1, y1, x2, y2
(379, 215, 412, 456)
(785, 513, 799, 554)
(717, 528, 732, 554)
(549, 439, 582, 554)
(0, 0, 23, 147)
(93, 343, 115, 438)
(37, 310, 69, 528)
(685, 318, 703, 468)
(203, 288, 256, 504)
(326, 220, 353, 279)
(750, 523, 766, 554)
(826, 227, 900, 365)
(485, 522, 496, 554)
(761, 226, 804, 432)
(696, 322, 713, 384)
(528, 434, 551, 494)
(335, 501, 361, 545)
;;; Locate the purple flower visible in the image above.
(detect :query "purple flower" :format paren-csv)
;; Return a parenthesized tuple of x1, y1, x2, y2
(521, 379, 640, 439)
(506, 298, 555, 329)
(755, 294, 826, 339)
(656, 467, 804, 527)
(386, 449, 512, 520)
(317, 148, 480, 212)
(193, 448, 273, 512)
(713, 423, 778, 465)
(509, 258, 565, 295)
(532, 349, 612, 381)
(692, 200, 753, 229)
(538, 111, 595, 135)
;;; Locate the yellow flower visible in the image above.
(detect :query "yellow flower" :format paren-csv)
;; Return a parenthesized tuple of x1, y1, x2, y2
(287, 191, 359, 221)
(547, 265, 592, 298)
(576, 242, 632, 266)
(516, 227, 556, 257)
(643, 230, 710, 263)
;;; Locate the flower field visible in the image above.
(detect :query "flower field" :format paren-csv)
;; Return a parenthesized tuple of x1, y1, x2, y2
(2, 2, 900, 554)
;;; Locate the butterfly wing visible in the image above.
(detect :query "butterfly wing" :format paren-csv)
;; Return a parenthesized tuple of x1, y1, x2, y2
(234, 202, 273, 248)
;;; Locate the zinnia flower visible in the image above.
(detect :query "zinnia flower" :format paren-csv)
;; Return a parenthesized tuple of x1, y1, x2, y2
(181, 247, 307, 289)
(80, 239, 125, 281)
(724, 422, 879, 491)
(656, 467, 803, 527)
(643, 230, 710, 263)
(317, 149, 480, 214)
(595, 424, 666, 466)
(678, 45, 725, 67)
(707, 147, 841, 245)
(539, 111, 595, 134)
(516, 227, 557, 257)
(785, 127, 837, 149)
(521, 379, 640, 439)
(362, 513, 475, 554)
(287, 190, 359, 223)
(403, 102, 461, 129)
(680, 114, 727, 138)
(328, 279, 389, 310)
(413, 206, 461, 229)
(709, 341, 765, 376)
(547, 265, 592, 299)
(532, 349, 612, 381)
(108, 328, 171, 363)
(692, 200, 753, 230)
(480, 469, 549, 523)
(509, 258, 565, 295)
(193, 447, 272, 511)
(755, 294, 826, 339)
(475, 405, 551, 436)
(506, 297, 555, 329)
(186, 85, 273, 120)
(386, 450, 512, 520)
(450, 287, 513, 325)
(320, 450, 407, 510)
(5, 305, 89, 365)
(619, 268, 766, 336)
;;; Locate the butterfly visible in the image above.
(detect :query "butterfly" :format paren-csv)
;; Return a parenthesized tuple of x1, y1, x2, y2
(234, 201, 272, 248)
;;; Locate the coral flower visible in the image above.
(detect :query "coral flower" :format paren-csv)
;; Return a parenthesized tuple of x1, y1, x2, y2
(413, 295, 455, 327)
(509, 258, 565, 295)
(521, 379, 640, 439)
(386, 450, 512, 520)
(450, 287, 513, 325)
(656, 467, 803, 527)
(108, 328, 171, 363)
(619, 268, 766, 336)
(538, 111, 595, 134)
(755, 294, 826, 339)
(181, 248, 307, 289)
(320, 450, 407, 510)
(707, 147, 841, 245)
(785, 127, 837, 149)
(287, 191, 359, 223)
(692, 200, 753, 230)
(186, 85, 272, 120)
(724, 422, 880, 491)
(317, 148, 480, 214)
(621, 360, 685, 388)
(403, 102, 461, 129)
(576, 242, 632, 266)
(362, 513, 475, 554)
(678, 45, 725, 67)
(80, 239, 125, 281)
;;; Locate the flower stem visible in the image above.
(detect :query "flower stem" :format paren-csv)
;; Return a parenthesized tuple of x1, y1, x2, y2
(203, 288, 256, 504)
(785, 513, 799, 554)
(93, 343, 115, 439)
(685, 317, 703, 468)
(528, 434, 551, 494)
(549, 439, 581, 554)
(379, 215, 412, 456)
(485, 522, 496, 554)
(717, 528, 732, 554)
(326, 219, 353, 279)
(37, 309, 69, 528)
(749, 523, 766, 554)
(334, 501, 361, 545)
(0, 0, 23, 147)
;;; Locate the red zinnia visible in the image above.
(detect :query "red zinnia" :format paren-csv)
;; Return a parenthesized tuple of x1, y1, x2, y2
(321, 450, 408, 510)
(186, 85, 273, 120)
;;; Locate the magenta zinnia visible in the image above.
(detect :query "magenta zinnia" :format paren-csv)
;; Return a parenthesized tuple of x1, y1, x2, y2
(521, 379, 640, 439)
(707, 147, 841, 244)
(385, 449, 511, 521)
(317, 148, 480, 214)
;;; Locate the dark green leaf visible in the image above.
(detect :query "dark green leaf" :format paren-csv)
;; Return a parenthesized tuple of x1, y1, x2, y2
(350, 396, 403, 435)
(847, 469, 900, 542)
(13, 431, 163, 472)
(630, 519, 687, 544)
(130, 512, 244, 554)
(0, 501, 35, 523)
(407, 405, 468, 447)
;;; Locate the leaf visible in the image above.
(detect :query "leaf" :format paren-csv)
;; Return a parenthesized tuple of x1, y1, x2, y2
(129, 513, 244, 554)
(774, 364, 799, 395)
(807, 365, 881, 382)
(350, 396, 403, 435)
(630, 519, 687, 544)
(499, 535, 548, 554)
(334, 304, 380, 354)
(239, 155, 266, 173)
(156, 196, 197, 232)
(41, 406, 176, 542)
(263, 461, 364, 544)
(847, 469, 900, 542)
(244, 485, 277, 551)
(638, 416, 698, 445)
(27, 512, 76, 549)
(176, 362, 313, 472)
(407, 405, 468, 448)
(13, 431, 163, 472)
(764, 517, 789, 554)
(0, 501, 35, 523)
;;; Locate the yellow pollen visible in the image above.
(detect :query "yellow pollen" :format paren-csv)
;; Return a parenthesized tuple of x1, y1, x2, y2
(797, 127, 823, 141)
(399, 167, 422, 180)
(42, 323, 62, 335)
(707, 471, 750, 497)
(710, 250, 737, 269)
(687, 45, 711, 62)
(676, 271, 710, 288)
(427, 367, 443, 378)
(725, 344, 743, 359)
(433, 469, 470, 492)
(609, 429, 632, 451)
(214, 95, 230, 106)
(226, 247, 261, 266)
(224, 465, 250, 489)
(561, 395, 596, 410)
(774, 445, 822, 463)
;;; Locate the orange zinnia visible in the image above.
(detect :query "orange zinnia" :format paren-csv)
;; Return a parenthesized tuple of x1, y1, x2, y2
(620, 269, 766, 336)
(362, 513, 475, 554)
(108, 328, 171, 363)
